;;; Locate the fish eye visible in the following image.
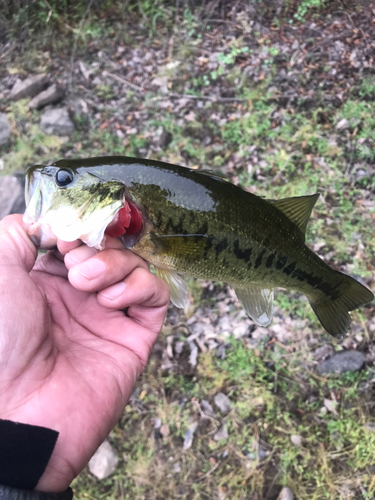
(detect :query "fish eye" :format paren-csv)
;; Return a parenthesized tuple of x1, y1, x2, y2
(55, 169, 74, 188)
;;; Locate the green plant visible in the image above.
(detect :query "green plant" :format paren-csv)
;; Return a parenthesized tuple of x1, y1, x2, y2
(359, 77, 375, 99)
(294, 0, 326, 22)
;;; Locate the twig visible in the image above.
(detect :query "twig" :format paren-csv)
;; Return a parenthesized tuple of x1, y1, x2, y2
(41, 0, 75, 33)
(192, 400, 220, 425)
(105, 72, 144, 93)
(151, 92, 295, 103)
(69, 0, 95, 95)
(195, 460, 221, 482)
(0, 42, 16, 60)
(153, 93, 249, 102)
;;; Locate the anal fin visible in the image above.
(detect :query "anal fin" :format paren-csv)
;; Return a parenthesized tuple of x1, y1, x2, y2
(154, 267, 188, 309)
(234, 285, 274, 327)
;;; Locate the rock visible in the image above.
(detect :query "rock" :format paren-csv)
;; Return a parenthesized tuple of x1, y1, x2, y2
(201, 400, 216, 418)
(317, 350, 364, 375)
(0, 175, 26, 220)
(153, 418, 161, 429)
(244, 446, 268, 461)
(0, 114, 11, 146)
(214, 392, 231, 413)
(29, 84, 65, 110)
(277, 486, 295, 500)
(290, 435, 302, 447)
(151, 76, 169, 92)
(10, 74, 49, 101)
(313, 344, 334, 362)
(160, 424, 170, 438)
(88, 441, 118, 480)
(40, 107, 75, 136)
(188, 340, 198, 367)
(336, 118, 349, 130)
(216, 344, 226, 359)
(364, 422, 375, 433)
(183, 422, 197, 450)
(214, 424, 228, 441)
(329, 41, 345, 61)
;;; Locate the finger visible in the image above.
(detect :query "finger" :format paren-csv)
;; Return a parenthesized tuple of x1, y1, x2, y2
(98, 267, 170, 333)
(0, 214, 37, 271)
(57, 234, 123, 256)
(33, 251, 69, 279)
(61, 235, 125, 265)
(67, 248, 149, 292)
(57, 238, 82, 255)
(64, 245, 98, 269)
(98, 266, 170, 308)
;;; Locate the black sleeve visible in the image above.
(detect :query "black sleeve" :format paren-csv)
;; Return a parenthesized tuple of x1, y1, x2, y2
(0, 485, 73, 500)
(0, 420, 73, 499)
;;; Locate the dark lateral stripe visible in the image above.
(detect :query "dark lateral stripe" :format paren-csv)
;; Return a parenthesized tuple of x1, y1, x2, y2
(288, 267, 340, 300)
(255, 249, 266, 269)
(215, 238, 229, 255)
(233, 239, 252, 264)
(275, 255, 287, 270)
(265, 254, 275, 268)
(282, 261, 296, 276)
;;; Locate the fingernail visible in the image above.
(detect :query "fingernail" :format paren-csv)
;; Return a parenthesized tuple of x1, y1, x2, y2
(75, 259, 106, 280)
(100, 282, 126, 300)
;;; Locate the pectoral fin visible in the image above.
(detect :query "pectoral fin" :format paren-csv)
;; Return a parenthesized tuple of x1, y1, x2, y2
(154, 267, 188, 308)
(153, 234, 212, 257)
(234, 285, 274, 327)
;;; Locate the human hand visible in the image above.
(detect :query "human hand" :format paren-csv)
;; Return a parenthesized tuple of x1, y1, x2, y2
(0, 214, 169, 493)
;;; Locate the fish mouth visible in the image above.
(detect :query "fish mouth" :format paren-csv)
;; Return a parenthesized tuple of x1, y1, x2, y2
(23, 168, 58, 249)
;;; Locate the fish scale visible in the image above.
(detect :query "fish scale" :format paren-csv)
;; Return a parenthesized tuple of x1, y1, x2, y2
(23, 156, 374, 337)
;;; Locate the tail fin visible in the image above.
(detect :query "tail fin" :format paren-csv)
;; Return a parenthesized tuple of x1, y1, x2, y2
(309, 275, 373, 338)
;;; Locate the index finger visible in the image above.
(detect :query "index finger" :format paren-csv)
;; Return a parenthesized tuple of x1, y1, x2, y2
(57, 234, 125, 256)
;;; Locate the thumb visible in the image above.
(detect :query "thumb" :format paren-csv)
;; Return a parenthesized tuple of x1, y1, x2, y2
(0, 214, 37, 271)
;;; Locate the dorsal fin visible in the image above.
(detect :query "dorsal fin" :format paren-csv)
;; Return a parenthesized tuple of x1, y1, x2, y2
(269, 193, 320, 237)
(196, 169, 228, 182)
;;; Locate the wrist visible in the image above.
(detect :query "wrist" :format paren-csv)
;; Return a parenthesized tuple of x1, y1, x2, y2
(0, 419, 74, 494)
(34, 458, 75, 494)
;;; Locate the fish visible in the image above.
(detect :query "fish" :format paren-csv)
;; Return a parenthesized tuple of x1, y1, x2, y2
(23, 156, 374, 337)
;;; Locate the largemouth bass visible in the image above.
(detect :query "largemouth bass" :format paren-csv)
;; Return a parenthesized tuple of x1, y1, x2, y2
(23, 156, 373, 337)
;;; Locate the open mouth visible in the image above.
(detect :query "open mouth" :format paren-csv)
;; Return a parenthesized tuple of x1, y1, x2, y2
(105, 198, 144, 248)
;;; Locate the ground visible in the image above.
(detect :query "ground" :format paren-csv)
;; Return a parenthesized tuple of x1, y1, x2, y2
(0, 1, 375, 499)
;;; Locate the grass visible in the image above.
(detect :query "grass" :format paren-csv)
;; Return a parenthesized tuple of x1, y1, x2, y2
(1, 3, 374, 499)
(70, 342, 375, 499)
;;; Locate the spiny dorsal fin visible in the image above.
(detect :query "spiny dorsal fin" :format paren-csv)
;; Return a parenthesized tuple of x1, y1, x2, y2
(269, 193, 320, 237)
(233, 285, 274, 327)
(196, 169, 228, 182)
